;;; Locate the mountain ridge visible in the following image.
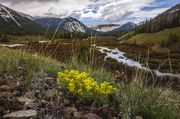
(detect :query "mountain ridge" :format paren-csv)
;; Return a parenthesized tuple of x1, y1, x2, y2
(0, 4, 43, 35)
(34, 17, 101, 35)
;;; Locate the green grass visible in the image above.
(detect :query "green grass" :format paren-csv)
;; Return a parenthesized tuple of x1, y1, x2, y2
(115, 70, 180, 119)
(66, 56, 115, 84)
(118, 27, 180, 47)
(117, 31, 135, 42)
(0, 46, 61, 84)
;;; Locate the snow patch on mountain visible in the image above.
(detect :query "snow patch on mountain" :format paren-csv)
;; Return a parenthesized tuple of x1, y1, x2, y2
(0, 6, 21, 27)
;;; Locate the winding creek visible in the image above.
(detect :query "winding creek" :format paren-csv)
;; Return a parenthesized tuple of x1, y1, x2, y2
(96, 46, 180, 79)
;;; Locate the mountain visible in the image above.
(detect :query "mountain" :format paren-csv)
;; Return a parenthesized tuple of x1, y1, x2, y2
(59, 17, 87, 32)
(0, 4, 43, 35)
(104, 22, 136, 35)
(34, 18, 61, 31)
(91, 24, 120, 32)
(112, 22, 136, 32)
(135, 3, 180, 34)
(34, 17, 101, 35)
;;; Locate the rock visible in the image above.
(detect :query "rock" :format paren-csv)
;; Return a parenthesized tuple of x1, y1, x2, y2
(59, 91, 64, 97)
(44, 101, 56, 109)
(0, 96, 24, 112)
(83, 113, 102, 119)
(45, 89, 58, 98)
(18, 97, 34, 103)
(12, 91, 21, 97)
(0, 78, 6, 86)
(35, 90, 41, 93)
(112, 117, 118, 119)
(44, 77, 55, 80)
(18, 97, 34, 108)
(73, 111, 82, 118)
(64, 107, 77, 114)
(4, 74, 14, 80)
(3, 110, 37, 118)
(0, 85, 10, 91)
(63, 107, 77, 117)
(64, 99, 71, 106)
(98, 104, 111, 118)
(135, 116, 143, 119)
(24, 91, 34, 99)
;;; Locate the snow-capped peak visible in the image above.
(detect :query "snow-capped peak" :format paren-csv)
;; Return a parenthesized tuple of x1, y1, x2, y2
(60, 17, 87, 32)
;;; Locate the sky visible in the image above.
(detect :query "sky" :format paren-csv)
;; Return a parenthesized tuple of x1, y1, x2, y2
(0, 0, 179, 25)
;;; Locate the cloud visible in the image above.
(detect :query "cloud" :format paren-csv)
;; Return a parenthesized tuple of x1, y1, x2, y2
(0, 0, 58, 4)
(0, 0, 179, 24)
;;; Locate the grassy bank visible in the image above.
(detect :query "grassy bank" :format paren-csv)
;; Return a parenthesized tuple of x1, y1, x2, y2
(0, 46, 60, 83)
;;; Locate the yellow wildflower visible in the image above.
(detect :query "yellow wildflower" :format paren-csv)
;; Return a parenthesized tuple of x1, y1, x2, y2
(57, 70, 117, 97)
(68, 83, 75, 92)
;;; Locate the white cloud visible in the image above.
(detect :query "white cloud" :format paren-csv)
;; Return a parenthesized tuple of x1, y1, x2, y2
(0, 0, 175, 24)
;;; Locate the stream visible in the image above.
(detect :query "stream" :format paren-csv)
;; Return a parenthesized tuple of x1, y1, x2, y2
(96, 46, 180, 79)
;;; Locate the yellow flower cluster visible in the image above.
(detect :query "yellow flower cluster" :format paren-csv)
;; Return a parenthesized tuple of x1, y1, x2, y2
(58, 70, 117, 96)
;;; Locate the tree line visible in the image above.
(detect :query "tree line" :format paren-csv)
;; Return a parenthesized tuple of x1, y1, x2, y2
(46, 32, 91, 40)
(135, 7, 180, 34)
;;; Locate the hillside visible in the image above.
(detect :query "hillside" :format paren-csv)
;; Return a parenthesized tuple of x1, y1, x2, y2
(135, 3, 180, 34)
(119, 27, 180, 50)
(0, 4, 43, 35)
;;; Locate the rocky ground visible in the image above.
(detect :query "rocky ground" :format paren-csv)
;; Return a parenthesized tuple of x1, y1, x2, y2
(0, 73, 121, 119)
